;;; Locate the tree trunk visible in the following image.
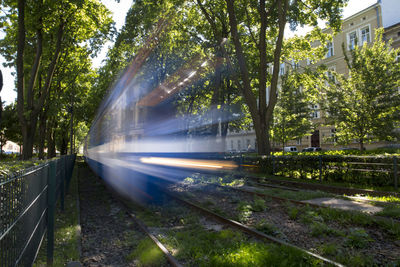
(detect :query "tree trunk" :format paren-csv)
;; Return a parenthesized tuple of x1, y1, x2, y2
(359, 139, 364, 151)
(226, 0, 288, 156)
(21, 120, 36, 159)
(47, 122, 56, 159)
(38, 111, 47, 159)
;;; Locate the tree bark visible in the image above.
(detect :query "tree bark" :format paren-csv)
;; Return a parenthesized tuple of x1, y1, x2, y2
(47, 124, 56, 159)
(16, 0, 65, 159)
(38, 109, 47, 159)
(226, 0, 288, 155)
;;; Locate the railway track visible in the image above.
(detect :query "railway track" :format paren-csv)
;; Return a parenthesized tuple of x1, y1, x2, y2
(206, 181, 400, 223)
(168, 177, 400, 266)
(97, 169, 344, 266)
(161, 189, 344, 266)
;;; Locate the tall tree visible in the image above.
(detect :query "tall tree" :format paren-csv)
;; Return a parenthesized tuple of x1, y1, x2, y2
(272, 71, 313, 152)
(322, 29, 400, 151)
(1, 0, 113, 159)
(224, 0, 346, 155)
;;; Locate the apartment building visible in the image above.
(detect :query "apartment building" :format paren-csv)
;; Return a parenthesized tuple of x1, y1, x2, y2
(226, 0, 400, 152)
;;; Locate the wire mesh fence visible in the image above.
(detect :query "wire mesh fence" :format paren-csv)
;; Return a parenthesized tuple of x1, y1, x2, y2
(0, 154, 76, 267)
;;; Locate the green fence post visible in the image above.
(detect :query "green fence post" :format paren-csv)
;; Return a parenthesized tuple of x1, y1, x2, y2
(319, 155, 322, 181)
(60, 157, 65, 211)
(47, 161, 56, 266)
(394, 156, 398, 190)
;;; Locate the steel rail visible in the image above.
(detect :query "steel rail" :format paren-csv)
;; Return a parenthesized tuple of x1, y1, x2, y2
(207, 182, 400, 224)
(162, 189, 345, 267)
(99, 180, 183, 267)
(126, 211, 183, 267)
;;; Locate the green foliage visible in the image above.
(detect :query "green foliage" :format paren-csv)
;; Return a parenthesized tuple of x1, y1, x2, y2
(300, 210, 324, 225)
(319, 243, 338, 256)
(344, 228, 373, 249)
(322, 29, 400, 150)
(288, 205, 300, 220)
(377, 205, 400, 219)
(163, 227, 321, 266)
(236, 201, 253, 223)
(255, 220, 284, 238)
(127, 237, 166, 266)
(258, 154, 396, 187)
(272, 72, 313, 151)
(310, 222, 343, 237)
(183, 177, 195, 184)
(252, 197, 267, 212)
(0, 103, 22, 146)
(0, 160, 45, 177)
(258, 187, 334, 201)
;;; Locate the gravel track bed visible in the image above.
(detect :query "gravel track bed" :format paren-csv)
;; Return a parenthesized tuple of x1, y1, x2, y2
(169, 182, 400, 265)
(79, 165, 143, 266)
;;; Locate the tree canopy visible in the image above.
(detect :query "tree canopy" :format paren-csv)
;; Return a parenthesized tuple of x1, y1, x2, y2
(322, 29, 400, 150)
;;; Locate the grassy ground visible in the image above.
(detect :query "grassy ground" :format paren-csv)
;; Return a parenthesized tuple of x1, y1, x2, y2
(0, 159, 46, 177)
(248, 171, 399, 193)
(34, 163, 80, 266)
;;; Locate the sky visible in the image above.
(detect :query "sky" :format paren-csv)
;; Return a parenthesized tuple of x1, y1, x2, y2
(0, 0, 377, 105)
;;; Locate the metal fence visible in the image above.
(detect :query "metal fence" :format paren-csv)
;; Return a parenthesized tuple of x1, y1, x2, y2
(0, 154, 76, 267)
(236, 155, 399, 189)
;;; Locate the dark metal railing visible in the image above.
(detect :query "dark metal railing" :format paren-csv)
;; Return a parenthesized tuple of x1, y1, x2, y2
(0, 154, 76, 267)
(230, 154, 399, 189)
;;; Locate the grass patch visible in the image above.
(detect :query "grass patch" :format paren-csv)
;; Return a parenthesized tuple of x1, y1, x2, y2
(252, 197, 267, 212)
(236, 202, 253, 223)
(366, 195, 400, 204)
(249, 172, 399, 193)
(126, 237, 166, 266)
(319, 243, 339, 256)
(285, 204, 400, 239)
(161, 227, 322, 266)
(310, 222, 343, 237)
(377, 205, 400, 219)
(255, 220, 285, 238)
(0, 159, 46, 177)
(255, 187, 334, 201)
(34, 163, 80, 266)
(344, 228, 373, 249)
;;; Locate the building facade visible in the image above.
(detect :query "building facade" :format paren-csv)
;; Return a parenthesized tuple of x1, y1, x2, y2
(225, 0, 400, 152)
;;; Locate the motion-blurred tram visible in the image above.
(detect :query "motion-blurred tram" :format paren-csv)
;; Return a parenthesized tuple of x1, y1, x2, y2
(84, 22, 237, 204)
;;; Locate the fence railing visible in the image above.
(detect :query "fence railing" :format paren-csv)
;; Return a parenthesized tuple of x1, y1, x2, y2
(225, 154, 399, 189)
(0, 154, 76, 267)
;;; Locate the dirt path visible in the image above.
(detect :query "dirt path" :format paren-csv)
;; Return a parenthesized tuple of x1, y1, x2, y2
(78, 163, 141, 266)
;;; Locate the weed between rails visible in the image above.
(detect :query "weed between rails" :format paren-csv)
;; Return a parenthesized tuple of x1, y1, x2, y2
(129, 198, 324, 266)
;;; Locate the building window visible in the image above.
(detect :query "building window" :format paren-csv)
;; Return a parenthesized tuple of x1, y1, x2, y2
(291, 59, 299, 69)
(246, 139, 250, 147)
(348, 31, 357, 50)
(231, 140, 234, 150)
(296, 138, 301, 145)
(326, 71, 334, 82)
(311, 104, 320, 119)
(279, 63, 285, 75)
(326, 41, 334, 58)
(237, 140, 241, 151)
(312, 111, 320, 119)
(326, 67, 336, 83)
(360, 26, 370, 44)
